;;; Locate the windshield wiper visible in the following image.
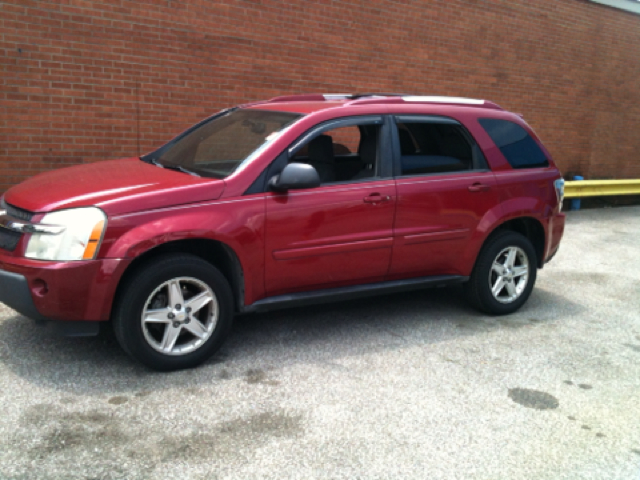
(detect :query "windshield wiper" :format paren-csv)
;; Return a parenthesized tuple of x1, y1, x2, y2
(143, 157, 201, 177)
(162, 164, 201, 177)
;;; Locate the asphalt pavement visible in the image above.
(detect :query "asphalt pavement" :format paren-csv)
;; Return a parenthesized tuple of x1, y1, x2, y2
(0, 206, 639, 480)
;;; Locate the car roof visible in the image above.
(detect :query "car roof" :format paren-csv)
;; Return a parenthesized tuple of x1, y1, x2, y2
(244, 93, 504, 115)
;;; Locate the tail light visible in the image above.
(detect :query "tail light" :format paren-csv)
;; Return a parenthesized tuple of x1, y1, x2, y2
(554, 178, 565, 211)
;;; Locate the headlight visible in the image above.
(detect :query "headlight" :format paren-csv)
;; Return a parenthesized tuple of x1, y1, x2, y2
(25, 207, 107, 261)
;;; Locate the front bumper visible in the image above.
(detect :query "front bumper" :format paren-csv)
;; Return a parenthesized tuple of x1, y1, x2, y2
(0, 268, 47, 321)
(0, 269, 107, 336)
(0, 253, 131, 325)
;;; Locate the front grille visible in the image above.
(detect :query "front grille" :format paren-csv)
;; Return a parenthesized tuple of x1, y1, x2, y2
(2, 200, 34, 221)
(0, 199, 33, 251)
(0, 229, 21, 251)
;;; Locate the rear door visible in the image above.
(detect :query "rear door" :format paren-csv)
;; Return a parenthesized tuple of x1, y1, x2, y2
(388, 115, 499, 278)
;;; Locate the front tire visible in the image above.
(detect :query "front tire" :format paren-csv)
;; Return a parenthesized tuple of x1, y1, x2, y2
(464, 231, 537, 315)
(113, 254, 234, 371)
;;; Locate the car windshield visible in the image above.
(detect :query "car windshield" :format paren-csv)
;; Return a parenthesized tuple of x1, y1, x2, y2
(143, 109, 302, 178)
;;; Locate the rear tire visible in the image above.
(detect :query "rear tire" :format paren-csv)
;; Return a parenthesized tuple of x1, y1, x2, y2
(464, 231, 537, 315)
(113, 254, 234, 371)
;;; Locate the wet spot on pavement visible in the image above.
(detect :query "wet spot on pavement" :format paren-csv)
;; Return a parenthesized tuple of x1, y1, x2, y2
(624, 344, 640, 353)
(18, 403, 302, 474)
(108, 396, 128, 405)
(497, 318, 531, 329)
(219, 369, 231, 380)
(563, 380, 574, 385)
(134, 391, 151, 398)
(246, 368, 279, 386)
(148, 411, 304, 466)
(632, 449, 640, 456)
(508, 388, 559, 410)
(578, 384, 592, 390)
(246, 368, 266, 384)
(567, 416, 576, 421)
(21, 407, 123, 458)
(39, 415, 123, 454)
(581, 425, 591, 430)
(440, 355, 462, 365)
(217, 411, 301, 438)
(20, 404, 59, 427)
(595, 433, 605, 438)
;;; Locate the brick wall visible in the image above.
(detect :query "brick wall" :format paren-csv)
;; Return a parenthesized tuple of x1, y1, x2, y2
(2, 0, 640, 194)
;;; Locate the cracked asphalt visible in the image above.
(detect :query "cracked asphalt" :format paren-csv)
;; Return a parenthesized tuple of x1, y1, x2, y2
(1, 206, 639, 480)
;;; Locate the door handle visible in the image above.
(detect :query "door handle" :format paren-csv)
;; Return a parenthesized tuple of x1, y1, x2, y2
(468, 183, 490, 192)
(363, 194, 390, 204)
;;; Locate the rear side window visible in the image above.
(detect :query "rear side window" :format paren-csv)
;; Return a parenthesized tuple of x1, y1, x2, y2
(478, 118, 548, 169)
(395, 121, 474, 176)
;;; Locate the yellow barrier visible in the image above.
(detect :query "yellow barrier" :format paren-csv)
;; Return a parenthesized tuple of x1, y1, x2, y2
(564, 179, 640, 198)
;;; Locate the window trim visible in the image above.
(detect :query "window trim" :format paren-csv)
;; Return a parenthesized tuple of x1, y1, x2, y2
(287, 116, 384, 156)
(390, 115, 489, 178)
(244, 115, 392, 194)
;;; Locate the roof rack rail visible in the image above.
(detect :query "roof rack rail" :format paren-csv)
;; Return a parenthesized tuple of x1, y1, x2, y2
(403, 96, 484, 105)
(267, 94, 326, 103)
(347, 92, 413, 99)
(346, 95, 503, 110)
(266, 93, 414, 102)
(259, 93, 503, 110)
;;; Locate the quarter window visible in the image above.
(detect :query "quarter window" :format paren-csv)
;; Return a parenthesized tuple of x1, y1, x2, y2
(478, 118, 549, 169)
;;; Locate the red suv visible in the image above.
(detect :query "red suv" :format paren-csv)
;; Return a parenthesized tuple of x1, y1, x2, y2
(0, 94, 565, 370)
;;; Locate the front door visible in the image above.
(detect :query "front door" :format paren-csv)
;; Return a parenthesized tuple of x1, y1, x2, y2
(264, 116, 397, 296)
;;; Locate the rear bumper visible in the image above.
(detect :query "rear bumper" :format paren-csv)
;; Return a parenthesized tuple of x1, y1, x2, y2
(544, 212, 565, 264)
(0, 253, 131, 323)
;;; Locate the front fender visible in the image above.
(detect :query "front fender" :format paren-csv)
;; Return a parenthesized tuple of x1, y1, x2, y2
(100, 196, 266, 304)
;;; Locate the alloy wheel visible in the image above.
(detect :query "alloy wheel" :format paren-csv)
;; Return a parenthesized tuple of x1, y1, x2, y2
(141, 276, 219, 356)
(488, 246, 530, 304)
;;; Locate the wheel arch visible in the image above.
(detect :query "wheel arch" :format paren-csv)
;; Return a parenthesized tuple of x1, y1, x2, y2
(487, 216, 546, 268)
(112, 238, 246, 317)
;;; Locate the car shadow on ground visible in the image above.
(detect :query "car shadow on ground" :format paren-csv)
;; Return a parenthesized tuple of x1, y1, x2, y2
(0, 285, 585, 396)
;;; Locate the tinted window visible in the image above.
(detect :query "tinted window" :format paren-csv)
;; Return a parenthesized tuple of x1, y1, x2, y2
(478, 118, 548, 169)
(396, 122, 473, 176)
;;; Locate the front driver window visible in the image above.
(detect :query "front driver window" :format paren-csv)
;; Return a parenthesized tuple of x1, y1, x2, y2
(290, 124, 381, 184)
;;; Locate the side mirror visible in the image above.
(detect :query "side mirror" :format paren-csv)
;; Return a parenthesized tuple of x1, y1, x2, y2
(269, 163, 321, 192)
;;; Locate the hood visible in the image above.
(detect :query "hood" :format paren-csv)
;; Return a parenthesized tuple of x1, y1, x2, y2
(3, 158, 226, 216)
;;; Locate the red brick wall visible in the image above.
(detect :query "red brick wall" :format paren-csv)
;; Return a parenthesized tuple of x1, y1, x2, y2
(2, 0, 640, 194)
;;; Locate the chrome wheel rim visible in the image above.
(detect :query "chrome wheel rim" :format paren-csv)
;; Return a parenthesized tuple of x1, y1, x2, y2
(141, 277, 218, 356)
(488, 246, 529, 304)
